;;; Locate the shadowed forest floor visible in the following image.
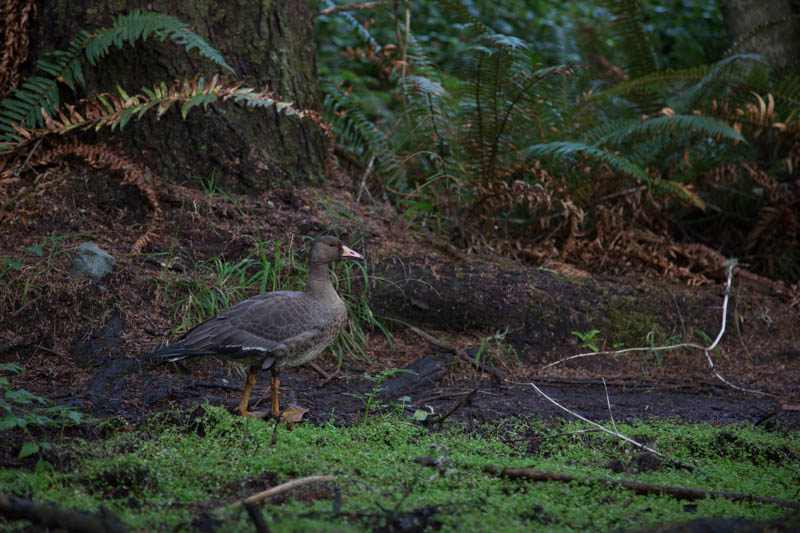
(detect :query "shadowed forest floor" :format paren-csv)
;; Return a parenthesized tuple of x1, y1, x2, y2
(1, 167, 799, 531)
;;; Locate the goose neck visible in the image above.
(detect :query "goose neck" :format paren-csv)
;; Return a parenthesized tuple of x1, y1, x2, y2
(306, 262, 336, 298)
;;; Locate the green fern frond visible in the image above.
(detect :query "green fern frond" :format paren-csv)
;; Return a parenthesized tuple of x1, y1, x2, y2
(320, 0, 381, 52)
(586, 114, 745, 146)
(322, 82, 401, 182)
(523, 141, 703, 206)
(595, 54, 767, 111)
(85, 9, 235, 74)
(430, 0, 492, 35)
(0, 78, 308, 153)
(0, 35, 87, 138)
(598, 66, 712, 98)
(481, 33, 528, 52)
(598, 0, 658, 78)
(396, 35, 455, 153)
(400, 75, 448, 103)
(676, 54, 767, 112)
(772, 72, 800, 107)
(0, 9, 234, 145)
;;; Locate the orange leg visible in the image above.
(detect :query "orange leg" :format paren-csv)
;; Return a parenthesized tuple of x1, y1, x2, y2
(270, 372, 281, 419)
(237, 367, 259, 417)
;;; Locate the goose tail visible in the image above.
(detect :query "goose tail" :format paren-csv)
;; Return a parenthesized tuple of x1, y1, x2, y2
(146, 340, 214, 363)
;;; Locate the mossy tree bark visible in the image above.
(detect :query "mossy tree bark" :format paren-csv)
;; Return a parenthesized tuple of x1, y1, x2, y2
(717, 0, 800, 70)
(28, 0, 327, 188)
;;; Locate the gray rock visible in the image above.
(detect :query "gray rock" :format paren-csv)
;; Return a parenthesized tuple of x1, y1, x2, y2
(70, 242, 115, 280)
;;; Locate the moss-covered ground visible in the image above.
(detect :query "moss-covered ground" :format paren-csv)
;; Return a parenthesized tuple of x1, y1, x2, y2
(2, 405, 798, 532)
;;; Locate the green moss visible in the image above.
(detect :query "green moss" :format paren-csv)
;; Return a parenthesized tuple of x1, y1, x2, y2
(2, 407, 797, 532)
(600, 295, 659, 348)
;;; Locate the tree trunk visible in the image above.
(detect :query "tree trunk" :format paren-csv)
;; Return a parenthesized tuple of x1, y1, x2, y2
(26, 0, 327, 188)
(717, 0, 800, 70)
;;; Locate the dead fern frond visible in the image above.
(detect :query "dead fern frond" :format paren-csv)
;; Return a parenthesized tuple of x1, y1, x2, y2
(1, 76, 321, 155)
(0, 0, 36, 98)
(22, 141, 162, 254)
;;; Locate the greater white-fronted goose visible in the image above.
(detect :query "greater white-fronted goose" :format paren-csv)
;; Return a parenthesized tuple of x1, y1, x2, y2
(147, 235, 364, 418)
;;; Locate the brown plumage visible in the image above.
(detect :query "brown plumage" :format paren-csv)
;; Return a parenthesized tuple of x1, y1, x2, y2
(147, 236, 363, 418)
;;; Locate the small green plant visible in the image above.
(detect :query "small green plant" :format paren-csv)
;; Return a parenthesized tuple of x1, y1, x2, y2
(473, 328, 518, 367)
(0, 247, 39, 283)
(693, 328, 713, 344)
(572, 329, 602, 352)
(1, 234, 91, 307)
(644, 325, 683, 366)
(346, 368, 413, 423)
(392, 395, 412, 416)
(412, 404, 436, 423)
(0, 364, 87, 458)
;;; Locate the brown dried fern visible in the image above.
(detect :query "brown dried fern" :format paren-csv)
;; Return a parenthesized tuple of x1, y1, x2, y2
(20, 141, 162, 254)
(2, 75, 325, 154)
(0, 0, 36, 98)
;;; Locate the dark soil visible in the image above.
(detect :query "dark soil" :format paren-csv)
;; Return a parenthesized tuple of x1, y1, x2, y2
(1, 164, 799, 466)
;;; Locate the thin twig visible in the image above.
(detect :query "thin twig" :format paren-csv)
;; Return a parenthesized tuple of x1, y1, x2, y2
(540, 262, 774, 397)
(423, 388, 478, 427)
(602, 377, 618, 435)
(0, 296, 41, 326)
(310, 362, 340, 387)
(269, 415, 281, 446)
(403, 322, 457, 352)
(392, 318, 506, 382)
(315, 0, 391, 17)
(12, 137, 44, 178)
(511, 379, 699, 473)
(34, 344, 70, 361)
(396, 319, 505, 382)
(355, 154, 375, 205)
(484, 466, 800, 510)
(511, 380, 667, 458)
(540, 344, 706, 371)
(223, 476, 337, 508)
(701, 262, 768, 395)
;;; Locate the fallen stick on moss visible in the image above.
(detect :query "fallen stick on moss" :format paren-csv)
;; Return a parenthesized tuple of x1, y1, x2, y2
(223, 475, 337, 509)
(0, 494, 127, 532)
(511, 379, 667, 458)
(511, 379, 699, 472)
(483, 466, 800, 510)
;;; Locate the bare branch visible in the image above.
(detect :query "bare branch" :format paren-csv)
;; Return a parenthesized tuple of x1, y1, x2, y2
(223, 475, 336, 508)
(540, 261, 775, 397)
(602, 377, 618, 435)
(484, 466, 800, 510)
(510, 379, 668, 459)
(315, 1, 392, 17)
